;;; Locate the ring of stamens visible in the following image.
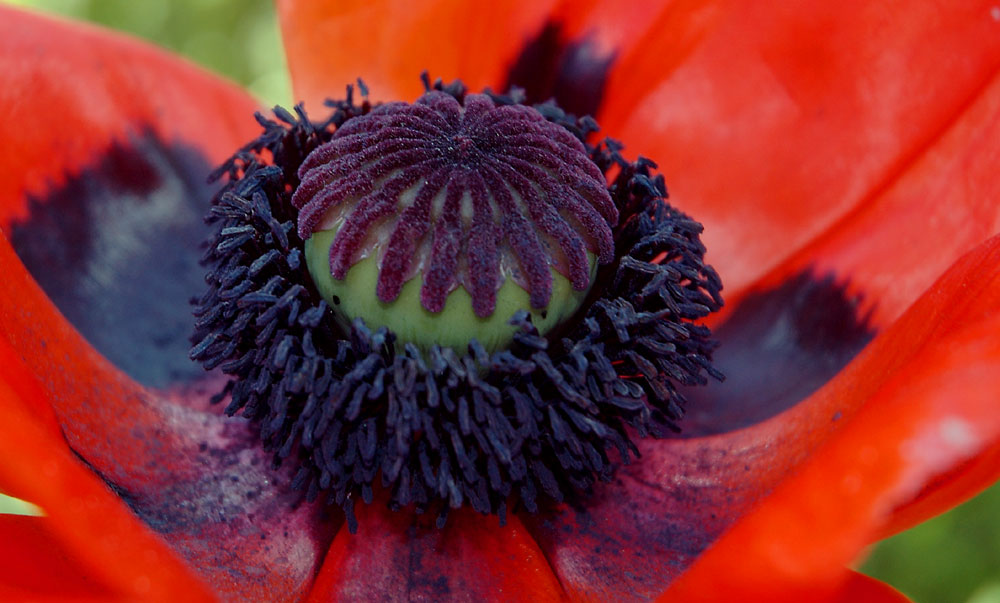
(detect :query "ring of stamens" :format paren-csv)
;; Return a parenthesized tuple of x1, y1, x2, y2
(192, 79, 723, 532)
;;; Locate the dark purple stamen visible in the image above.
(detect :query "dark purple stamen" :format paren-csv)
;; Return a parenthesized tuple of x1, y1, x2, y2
(292, 92, 618, 318)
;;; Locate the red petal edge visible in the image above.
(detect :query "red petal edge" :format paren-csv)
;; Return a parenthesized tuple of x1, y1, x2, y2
(0, 359, 215, 602)
(829, 571, 912, 603)
(683, 10, 1000, 539)
(727, 62, 1000, 529)
(878, 441, 1000, 539)
(662, 235, 1000, 602)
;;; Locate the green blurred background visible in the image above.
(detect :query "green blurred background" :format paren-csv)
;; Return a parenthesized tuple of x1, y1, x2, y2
(5, 0, 292, 107)
(3, 1, 999, 601)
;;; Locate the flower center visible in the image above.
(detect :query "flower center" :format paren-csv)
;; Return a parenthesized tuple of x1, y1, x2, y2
(192, 78, 724, 532)
(294, 91, 617, 352)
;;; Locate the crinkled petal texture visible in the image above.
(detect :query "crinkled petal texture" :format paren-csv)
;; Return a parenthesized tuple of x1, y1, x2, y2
(0, 2, 998, 603)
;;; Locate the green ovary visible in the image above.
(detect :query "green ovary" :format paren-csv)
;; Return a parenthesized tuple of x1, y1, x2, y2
(305, 229, 596, 353)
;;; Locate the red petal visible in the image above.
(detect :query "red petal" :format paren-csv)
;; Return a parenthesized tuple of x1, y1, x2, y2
(715, 66, 1000, 535)
(0, 8, 335, 599)
(0, 514, 113, 601)
(276, 0, 558, 108)
(1, 185, 334, 602)
(540, 0, 719, 71)
(664, 570, 911, 603)
(305, 504, 565, 602)
(527, 0, 725, 119)
(662, 570, 911, 603)
(524, 234, 1000, 599)
(277, 0, 714, 125)
(0, 516, 114, 602)
(496, 0, 719, 118)
(0, 319, 61, 444)
(829, 572, 911, 603)
(603, 1, 1000, 298)
(661, 235, 1000, 601)
(876, 439, 1000, 539)
(743, 64, 1000, 330)
(0, 6, 259, 230)
(0, 370, 215, 601)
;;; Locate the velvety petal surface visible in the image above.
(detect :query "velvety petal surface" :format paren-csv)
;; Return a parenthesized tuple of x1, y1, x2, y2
(0, 7, 336, 600)
(522, 234, 1000, 600)
(661, 235, 1000, 602)
(276, 0, 559, 108)
(604, 0, 1000, 299)
(706, 58, 1000, 532)
(0, 6, 256, 230)
(501, 0, 724, 118)
(277, 0, 718, 129)
(747, 63, 1000, 330)
(0, 515, 114, 602)
(0, 353, 213, 601)
(3, 210, 333, 603)
(611, 0, 1000, 546)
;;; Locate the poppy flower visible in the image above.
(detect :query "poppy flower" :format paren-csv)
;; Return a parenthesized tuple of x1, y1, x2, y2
(2, 1, 999, 601)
